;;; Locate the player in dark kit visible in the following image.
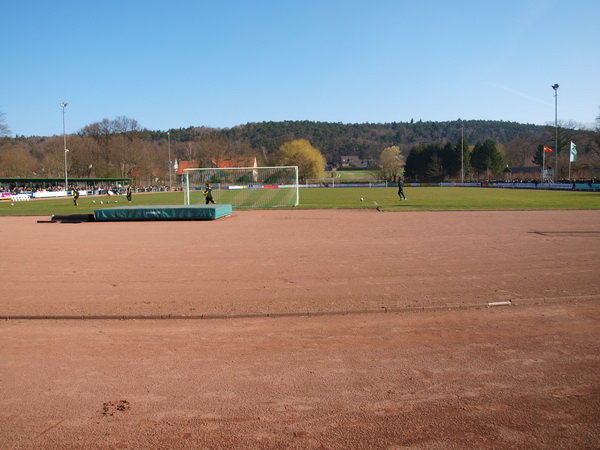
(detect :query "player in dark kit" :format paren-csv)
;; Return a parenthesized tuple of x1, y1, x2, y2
(397, 178, 407, 201)
(126, 185, 132, 202)
(204, 183, 216, 204)
(73, 188, 79, 206)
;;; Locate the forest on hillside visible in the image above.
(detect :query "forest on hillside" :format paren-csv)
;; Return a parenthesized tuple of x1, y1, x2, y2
(1, 117, 599, 185)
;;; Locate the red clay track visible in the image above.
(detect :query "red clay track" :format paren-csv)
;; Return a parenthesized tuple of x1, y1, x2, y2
(1, 210, 599, 448)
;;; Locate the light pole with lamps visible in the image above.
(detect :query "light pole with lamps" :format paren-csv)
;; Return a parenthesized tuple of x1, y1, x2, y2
(552, 84, 559, 182)
(461, 125, 464, 184)
(167, 131, 172, 190)
(60, 102, 68, 191)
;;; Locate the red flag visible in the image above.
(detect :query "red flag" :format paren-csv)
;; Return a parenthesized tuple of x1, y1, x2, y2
(543, 146, 553, 152)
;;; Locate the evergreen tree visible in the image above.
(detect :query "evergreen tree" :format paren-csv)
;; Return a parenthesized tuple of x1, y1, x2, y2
(470, 139, 505, 178)
(441, 142, 460, 178)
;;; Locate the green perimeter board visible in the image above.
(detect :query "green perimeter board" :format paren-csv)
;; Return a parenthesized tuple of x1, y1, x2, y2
(94, 204, 232, 221)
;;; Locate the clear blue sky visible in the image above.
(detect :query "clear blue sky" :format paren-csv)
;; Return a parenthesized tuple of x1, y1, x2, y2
(2, 0, 599, 137)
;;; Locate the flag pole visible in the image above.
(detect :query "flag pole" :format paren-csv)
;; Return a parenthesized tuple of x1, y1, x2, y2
(568, 141, 576, 180)
(568, 146, 572, 180)
(552, 84, 559, 182)
(542, 144, 546, 181)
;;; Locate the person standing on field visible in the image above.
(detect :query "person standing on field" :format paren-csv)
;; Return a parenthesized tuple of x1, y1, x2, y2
(126, 185, 132, 202)
(73, 187, 79, 206)
(397, 178, 407, 201)
(204, 182, 216, 204)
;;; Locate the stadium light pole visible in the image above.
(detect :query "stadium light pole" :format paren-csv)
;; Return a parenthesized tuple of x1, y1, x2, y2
(461, 125, 464, 184)
(60, 102, 68, 191)
(167, 131, 172, 190)
(552, 84, 559, 182)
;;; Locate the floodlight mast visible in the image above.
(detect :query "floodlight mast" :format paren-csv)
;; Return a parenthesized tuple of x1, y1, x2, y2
(552, 84, 559, 182)
(60, 102, 68, 191)
(167, 131, 172, 189)
(461, 125, 464, 184)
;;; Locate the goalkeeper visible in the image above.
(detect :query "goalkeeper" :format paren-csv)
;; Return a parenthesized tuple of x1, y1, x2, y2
(203, 182, 216, 204)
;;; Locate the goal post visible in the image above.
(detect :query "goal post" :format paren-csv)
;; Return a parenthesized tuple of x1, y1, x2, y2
(184, 166, 299, 208)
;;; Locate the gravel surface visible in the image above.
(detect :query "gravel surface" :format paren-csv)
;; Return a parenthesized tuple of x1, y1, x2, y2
(1, 210, 599, 448)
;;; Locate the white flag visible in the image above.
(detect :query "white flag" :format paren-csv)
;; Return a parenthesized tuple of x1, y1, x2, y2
(570, 142, 577, 162)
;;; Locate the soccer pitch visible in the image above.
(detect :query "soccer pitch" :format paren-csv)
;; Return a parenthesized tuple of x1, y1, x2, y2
(298, 187, 600, 211)
(1, 187, 599, 216)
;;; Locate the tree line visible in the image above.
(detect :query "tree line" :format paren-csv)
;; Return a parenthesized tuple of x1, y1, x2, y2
(1, 114, 599, 185)
(402, 139, 509, 182)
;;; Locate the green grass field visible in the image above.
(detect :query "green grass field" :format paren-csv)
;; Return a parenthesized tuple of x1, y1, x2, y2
(325, 169, 373, 180)
(299, 187, 600, 211)
(1, 187, 599, 217)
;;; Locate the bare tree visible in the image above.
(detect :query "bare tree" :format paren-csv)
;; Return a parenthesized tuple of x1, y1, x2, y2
(111, 116, 142, 134)
(37, 137, 66, 178)
(544, 120, 580, 155)
(196, 136, 237, 165)
(130, 140, 162, 186)
(181, 140, 203, 164)
(504, 132, 540, 166)
(592, 107, 600, 154)
(0, 110, 10, 137)
(64, 134, 106, 178)
(0, 142, 36, 176)
(80, 116, 142, 136)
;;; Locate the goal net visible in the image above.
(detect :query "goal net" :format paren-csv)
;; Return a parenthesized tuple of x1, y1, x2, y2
(184, 166, 299, 208)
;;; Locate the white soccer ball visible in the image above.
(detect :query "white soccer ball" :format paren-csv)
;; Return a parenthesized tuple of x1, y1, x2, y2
(10, 203, 14, 206)
(100, 201, 103, 204)
(360, 197, 364, 201)
(92, 200, 96, 203)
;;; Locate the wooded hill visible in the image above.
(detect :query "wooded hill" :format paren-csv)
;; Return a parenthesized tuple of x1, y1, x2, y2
(152, 119, 547, 164)
(2, 119, 599, 184)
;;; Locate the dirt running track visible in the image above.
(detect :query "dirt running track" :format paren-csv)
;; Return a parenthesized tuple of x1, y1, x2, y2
(1, 210, 599, 449)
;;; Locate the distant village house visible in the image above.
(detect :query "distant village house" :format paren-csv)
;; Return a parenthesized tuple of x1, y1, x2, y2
(175, 156, 258, 183)
(340, 155, 372, 168)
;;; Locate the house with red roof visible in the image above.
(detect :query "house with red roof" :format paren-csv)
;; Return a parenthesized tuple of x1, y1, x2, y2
(175, 157, 259, 184)
(175, 160, 200, 176)
(211, 156, 257, 169)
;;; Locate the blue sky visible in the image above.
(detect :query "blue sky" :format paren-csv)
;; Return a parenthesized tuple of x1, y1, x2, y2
(2, 0, 599, 137)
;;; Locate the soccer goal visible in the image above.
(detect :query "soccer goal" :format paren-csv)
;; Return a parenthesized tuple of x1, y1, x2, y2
(183, 166, 299, 208)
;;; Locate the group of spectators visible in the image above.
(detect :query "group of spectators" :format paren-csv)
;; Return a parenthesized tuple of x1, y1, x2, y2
(0, 184, 176, 195)
(454, 178, 599, 187)
(568, 178, 599, 186)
